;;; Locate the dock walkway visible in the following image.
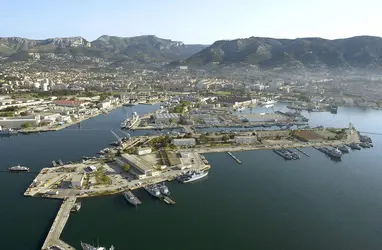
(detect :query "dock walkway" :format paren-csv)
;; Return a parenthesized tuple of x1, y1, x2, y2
(41, 196, 77, 250)
(163, 196, 176, 205)
(227, 152, 242, 164)
(294, 147, 310, 157)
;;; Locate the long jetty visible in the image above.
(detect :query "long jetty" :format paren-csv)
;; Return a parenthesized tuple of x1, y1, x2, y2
(227, 152, 242, 164)
(41, 197, 77, 250)
(294, 147, 310, 157)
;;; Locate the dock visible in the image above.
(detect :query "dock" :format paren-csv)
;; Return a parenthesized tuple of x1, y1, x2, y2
(227, 152, 242, 164)
(163, 196, 176, 205)
(41, 196, 77, 250)
(294, 147, 310, 157)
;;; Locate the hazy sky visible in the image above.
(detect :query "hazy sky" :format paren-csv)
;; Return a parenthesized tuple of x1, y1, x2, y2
(1, 0, 381, 44)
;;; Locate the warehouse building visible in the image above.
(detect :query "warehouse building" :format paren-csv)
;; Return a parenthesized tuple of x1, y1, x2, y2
(154, 113, 180, 124)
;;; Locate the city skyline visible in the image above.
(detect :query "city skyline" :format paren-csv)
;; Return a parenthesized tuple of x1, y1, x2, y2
(2, 0, 382, 44)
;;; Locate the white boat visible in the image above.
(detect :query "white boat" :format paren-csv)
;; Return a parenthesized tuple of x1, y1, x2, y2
(0, 127, 18, 135)
(259, 99, 277, 106)
(234, 106, 245, 111)
(81, 242, 114, 250)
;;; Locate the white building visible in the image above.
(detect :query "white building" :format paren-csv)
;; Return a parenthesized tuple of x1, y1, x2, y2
(71, 174, 85, 187)
(172, 138, 196, 146)
(137, 147, 152, 156)
(98, 100, 112, 109)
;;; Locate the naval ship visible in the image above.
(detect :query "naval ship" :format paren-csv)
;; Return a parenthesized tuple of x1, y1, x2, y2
(178, 170, 209, 183)
(123, 191, 142, 206)
(120, 112, 139, 129)
(8, 164, 30, 172)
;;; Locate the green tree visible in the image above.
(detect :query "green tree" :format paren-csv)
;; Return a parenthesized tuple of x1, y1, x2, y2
(21, 122, 32, 129)
(222, 135, 230, 142)
(122, 164, 130, 172)
(169, 118, 174, 124)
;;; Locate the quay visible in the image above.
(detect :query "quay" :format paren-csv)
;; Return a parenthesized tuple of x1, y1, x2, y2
(294, 147, 310, 157)
(41, 196, 77, 250)
(227, 152, 242, 164)
(163, 196, 176, 205)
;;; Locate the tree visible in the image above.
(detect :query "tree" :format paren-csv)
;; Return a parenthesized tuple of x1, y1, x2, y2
(222, 135, 230, 142)
(122, 164, 130, 172)
(21, 122, 32, 129)
(169, 118, 174, 124)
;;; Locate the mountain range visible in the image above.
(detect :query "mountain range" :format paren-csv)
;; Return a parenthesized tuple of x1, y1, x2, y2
(182, 36, 382, 70)
(1, 35, 382, 70)
(0, 35, 207, 64)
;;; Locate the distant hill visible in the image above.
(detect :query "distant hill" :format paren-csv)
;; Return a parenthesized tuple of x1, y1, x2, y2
(182, 36, 382, 70)
(0, 35, 207, 64)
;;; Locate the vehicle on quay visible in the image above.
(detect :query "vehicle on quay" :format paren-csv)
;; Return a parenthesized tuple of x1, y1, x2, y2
(9, 164, 30, 172)
(123, 191, 142, 206)
(81, 241, 115, 250)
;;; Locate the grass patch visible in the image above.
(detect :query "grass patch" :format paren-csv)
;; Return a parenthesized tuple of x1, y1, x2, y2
(94, 167, 112, 185)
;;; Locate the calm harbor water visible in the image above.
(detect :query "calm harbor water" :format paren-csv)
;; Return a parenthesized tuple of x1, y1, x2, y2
(1, 104, 382, 250)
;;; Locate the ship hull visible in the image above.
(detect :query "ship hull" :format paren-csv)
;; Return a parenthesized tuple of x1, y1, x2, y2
(8, 169, 30, 172)
(182, 171, 209, 183)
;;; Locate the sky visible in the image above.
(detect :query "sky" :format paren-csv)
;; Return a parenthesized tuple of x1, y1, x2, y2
(1, 0, 381, 44)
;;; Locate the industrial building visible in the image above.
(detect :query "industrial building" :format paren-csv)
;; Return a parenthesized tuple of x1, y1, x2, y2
(154, 113, 180, 124)
(0, 116, 40, 128)
(172, 138, 196, 146)
(120, 153, 160, 179)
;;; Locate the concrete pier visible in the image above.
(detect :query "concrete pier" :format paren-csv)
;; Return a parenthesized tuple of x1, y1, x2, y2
(294, 147, 310, 157)
(41, 197, 77, 250)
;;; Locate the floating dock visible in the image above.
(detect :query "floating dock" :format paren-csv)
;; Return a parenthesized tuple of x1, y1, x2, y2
(227, 152, 242, 164)
(163, 196, 176, 205)
(294, 147, 310, 157)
